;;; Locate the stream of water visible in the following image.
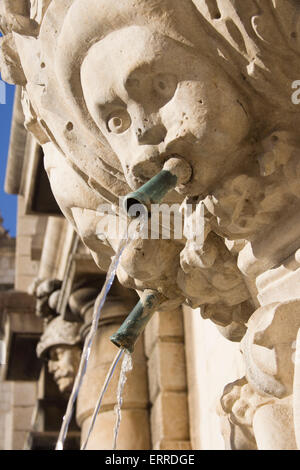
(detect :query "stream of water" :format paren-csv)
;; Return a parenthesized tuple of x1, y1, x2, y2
(55, 237, 128, 450)
(112, 351, 133, 450)
(80, 349, 133, 450)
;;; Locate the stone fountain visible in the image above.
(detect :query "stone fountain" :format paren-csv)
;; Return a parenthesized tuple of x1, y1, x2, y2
(1, 0, 300, 450)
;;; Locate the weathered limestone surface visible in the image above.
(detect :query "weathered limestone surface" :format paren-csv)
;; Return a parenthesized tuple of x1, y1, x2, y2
(145, 308, 191, 450)
(0, 213, 15, 290)
(11, 382, 37, 450)
(15, 197, 47, 292)
(1, 0, 300, 450)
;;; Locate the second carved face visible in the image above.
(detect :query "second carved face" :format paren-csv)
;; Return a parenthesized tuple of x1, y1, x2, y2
(48, 345, 81, 395)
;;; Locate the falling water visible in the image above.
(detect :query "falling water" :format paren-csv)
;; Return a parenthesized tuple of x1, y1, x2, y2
(81, 348, 125, 450)
(55, 237, 128, 451)
(55, 216, 144, 451)
(112, 351, 133, 450)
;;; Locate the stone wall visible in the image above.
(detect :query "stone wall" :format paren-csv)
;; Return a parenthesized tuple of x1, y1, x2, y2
(0, 380, 12, 450)
(1, 0, 300, 450)
(10, 382, 37, 450)
(15, 197, 47, 292)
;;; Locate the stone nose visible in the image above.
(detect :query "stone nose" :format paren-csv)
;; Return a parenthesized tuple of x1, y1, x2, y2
(135, 122, 167, 145)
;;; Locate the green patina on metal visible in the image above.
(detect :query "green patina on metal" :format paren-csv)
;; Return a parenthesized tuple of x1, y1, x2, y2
(110, 290, 166, 353)
(124, 170, 178, 215)
(111, 168, 179, 351)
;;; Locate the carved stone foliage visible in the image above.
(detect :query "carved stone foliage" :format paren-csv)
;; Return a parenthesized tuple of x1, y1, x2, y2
(29, 278, 62, 319)
(219, 377, 265, 450)
(220, 301, 300, 450)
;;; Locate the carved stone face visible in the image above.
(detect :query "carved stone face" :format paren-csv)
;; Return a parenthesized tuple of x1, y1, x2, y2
(81, 26, 250, 195)
(48, 345, 81, 395)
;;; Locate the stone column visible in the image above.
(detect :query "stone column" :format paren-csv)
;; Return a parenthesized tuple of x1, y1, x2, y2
(76, 296, 151, 450)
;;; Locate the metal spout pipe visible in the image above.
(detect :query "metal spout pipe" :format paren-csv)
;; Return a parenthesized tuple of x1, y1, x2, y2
(124, 156, 192, 216)
(111, 157, 191, 351)
(110, 290, 166, 353)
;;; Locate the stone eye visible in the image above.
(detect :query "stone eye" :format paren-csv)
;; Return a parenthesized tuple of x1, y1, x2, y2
(153, 73, 177, 100)
(107, 109, 131, 134)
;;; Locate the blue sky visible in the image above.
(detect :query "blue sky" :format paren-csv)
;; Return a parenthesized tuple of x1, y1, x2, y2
(0, 79, 16, 237)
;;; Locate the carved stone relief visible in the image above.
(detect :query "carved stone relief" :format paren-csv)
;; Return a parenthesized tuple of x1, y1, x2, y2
(1, 0, 300, 449)
(36, 315, 82, 395)
(220, 301, 300, 450)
